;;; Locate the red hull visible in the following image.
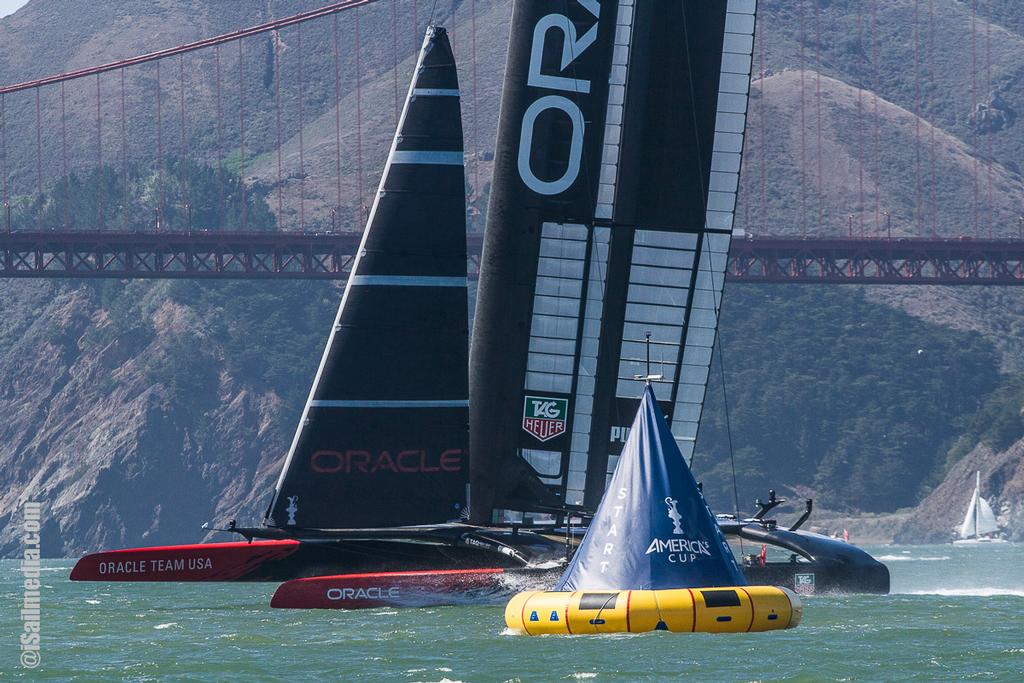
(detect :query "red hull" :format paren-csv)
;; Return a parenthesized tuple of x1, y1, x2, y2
(70, 540, 301, 581)
(271, 568, 509, 609)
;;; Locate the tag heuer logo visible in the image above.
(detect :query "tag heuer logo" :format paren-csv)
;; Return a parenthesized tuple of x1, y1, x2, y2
(522, 396, 568, 442)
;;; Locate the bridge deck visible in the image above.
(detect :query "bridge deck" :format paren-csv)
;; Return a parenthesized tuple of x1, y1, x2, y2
(0, 231, 1022, 284)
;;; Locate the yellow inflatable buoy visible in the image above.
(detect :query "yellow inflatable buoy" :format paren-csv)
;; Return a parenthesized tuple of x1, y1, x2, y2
(504, 585, 801, 635)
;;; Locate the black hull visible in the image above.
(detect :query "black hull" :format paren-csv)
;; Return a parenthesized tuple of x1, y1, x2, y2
(723, 522, 891, 595)
(740, 561, 890, 595)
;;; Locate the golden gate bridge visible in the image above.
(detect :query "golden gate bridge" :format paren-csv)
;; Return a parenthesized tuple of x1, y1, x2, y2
(0, 0, 1022, 285)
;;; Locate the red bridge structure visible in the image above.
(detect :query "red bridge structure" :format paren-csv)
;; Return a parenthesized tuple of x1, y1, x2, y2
(0, 1, 1022, 285)
(1, 231, 1023, 285)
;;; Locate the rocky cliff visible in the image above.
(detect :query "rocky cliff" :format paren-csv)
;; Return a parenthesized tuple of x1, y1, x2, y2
(0, 279, 336, 556)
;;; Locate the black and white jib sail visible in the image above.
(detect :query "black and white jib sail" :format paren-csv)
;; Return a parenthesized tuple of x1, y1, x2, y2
(470, 1, 758, 520)
(266, 26, 469, 530)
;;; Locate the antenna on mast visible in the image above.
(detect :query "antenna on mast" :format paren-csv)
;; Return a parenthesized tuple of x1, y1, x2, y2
(634, 331, 663, 386)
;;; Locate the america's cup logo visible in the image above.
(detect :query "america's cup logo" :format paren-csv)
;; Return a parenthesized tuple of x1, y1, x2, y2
(286, 496, 299, 526)
(666, 497, 684, 535)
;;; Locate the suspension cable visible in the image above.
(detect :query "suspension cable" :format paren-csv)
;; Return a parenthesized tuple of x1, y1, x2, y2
(871, 0, 880, 235)
(60, 81, 69, 229)
(914, 0, 922, 236)
(392, 0, 400, 126)
(798, 0, 806, 237)
(928, 0, 937, 236)
(298, 22, 306, 232)
(96, 74, 104, 228)
(814, 0, 823, 233)
(971, 1, 978, 236)
(759, 15, 767, 235)
(239, 38, 247, 231)
(471, 0, 480, 201)
(156, 60, 164, 229)
(354, 8, 365, 224)
(179, 54, 189, 230)
(274, 30, 284, 225)
(34, 89, 42, 200)
(215, 44, 225, 228)
(0, 93, 7, 231)
(856, 2, 865, 235)
(985, 0, 993, 238)
(120, 68, 128, 231)
(332, 13, 343, 224)
(0, 0, 380, 95)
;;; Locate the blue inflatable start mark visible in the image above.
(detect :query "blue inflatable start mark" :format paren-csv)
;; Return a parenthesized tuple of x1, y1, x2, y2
(554, 385, 746, 591)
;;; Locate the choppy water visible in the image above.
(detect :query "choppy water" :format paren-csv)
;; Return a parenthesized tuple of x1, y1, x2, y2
(3, 544, 1023, 681)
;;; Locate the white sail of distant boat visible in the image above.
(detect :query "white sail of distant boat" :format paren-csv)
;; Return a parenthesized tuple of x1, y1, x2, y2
(954, 471, 1005, 544)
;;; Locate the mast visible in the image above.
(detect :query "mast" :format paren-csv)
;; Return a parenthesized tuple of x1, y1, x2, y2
(470, 1, 758, 521)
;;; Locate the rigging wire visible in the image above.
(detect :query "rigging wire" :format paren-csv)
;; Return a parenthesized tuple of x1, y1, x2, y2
(697, 268, 745, 557)
(679, 3, 707, 208)
(715, 327, 743, 528)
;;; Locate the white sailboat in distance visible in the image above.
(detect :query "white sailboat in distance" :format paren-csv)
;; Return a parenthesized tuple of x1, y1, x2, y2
(953, 471, 1006, 544)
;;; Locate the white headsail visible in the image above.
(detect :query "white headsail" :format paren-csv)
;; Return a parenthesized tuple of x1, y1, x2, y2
(959, 471, 999, 539)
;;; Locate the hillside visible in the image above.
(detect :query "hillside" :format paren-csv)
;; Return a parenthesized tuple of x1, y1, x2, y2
(0, 277, 336, 556)
(0, 1, 1022, 555)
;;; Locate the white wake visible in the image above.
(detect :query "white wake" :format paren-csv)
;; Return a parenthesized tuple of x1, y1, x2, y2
(898, 588, 1024, 597)
(876, 555, 950, 562)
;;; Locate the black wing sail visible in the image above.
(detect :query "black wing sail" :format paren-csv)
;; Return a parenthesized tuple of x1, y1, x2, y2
(266, 27, 468, 530)
(470, 1, 758, 521)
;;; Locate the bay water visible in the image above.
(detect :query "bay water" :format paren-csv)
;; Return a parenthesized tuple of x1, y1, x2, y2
(3, 544, 1022, 681)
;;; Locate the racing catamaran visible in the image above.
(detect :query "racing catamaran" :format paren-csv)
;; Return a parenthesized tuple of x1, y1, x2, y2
(72, 25, 565, 584)
(74, 2, 888, 597)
